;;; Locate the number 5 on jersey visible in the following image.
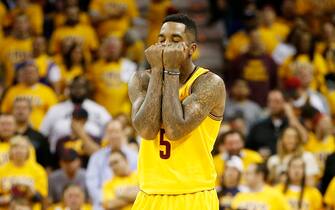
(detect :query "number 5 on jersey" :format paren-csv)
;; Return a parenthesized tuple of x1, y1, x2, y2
(159, 129, 171, 159)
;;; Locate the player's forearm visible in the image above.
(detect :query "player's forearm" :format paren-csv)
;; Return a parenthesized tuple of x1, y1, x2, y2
(162, 75, 186, 140)
(133, 69, 162, 139)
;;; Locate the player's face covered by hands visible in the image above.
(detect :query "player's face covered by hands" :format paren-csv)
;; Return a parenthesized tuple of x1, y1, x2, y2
(145, 22, 196, 70)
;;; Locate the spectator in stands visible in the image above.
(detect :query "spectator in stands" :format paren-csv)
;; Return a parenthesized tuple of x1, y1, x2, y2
(276, 156, 322, 210)
(213, 130, 262, 186)
(0, 114, 36, 167)
(55, 107, 100, 168)
(229, 26, 278, 106)
(32, 35, 61, 94)
(217, 156, 243, 210)
(325, 176, 335, 210)
(0, 136, 47, 209)
(224, 79, 263, 131)
(41, 75, 111, 154)
(322, 152, 335, 194)
(279, 30, 329, 93)
(54, 0, 90, 28)
(267, 127, 319, 185)
(12, 97, 51, 168)
(102, 150, 138, 210)
(48, 149, 87, 204)
(6, 0, 43, 35)
(231, 163, 291, 210)
(0, 13, 33, 87)
(89, 0, 139, 38)
(86, 120, 137, 210)
(226, 114, 248, 136)
(124, 29, 145, 65)
(247, 90, 307, 157)
(50, 4, 99, 62)
(57, 41, 87, 95)
(304, 115, 335, 178)
(284, 61, 330, 114)
(89, 35, 137, 117)
(49, 184, 92, 210)
(1, 60, 58, 129)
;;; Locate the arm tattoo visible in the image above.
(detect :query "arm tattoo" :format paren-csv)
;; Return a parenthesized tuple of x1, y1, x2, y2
(162, 72, 225, 140)
(129, 68, 163, 139)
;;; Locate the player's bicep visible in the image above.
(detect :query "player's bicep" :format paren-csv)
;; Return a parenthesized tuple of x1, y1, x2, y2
(181, 74, 225, 129)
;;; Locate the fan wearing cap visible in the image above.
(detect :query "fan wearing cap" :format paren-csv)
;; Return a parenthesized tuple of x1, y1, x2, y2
(55, 107, 100, 168)
(102, 150, 138, 210)
(217, 156, 244, 210)
(0, 136, 47, 210)
(1, 60, 58, 130)
(48, 149, 88, 204)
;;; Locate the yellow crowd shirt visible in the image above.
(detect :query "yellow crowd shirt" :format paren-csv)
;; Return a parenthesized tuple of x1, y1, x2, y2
(89, 58, 136, 117)
(0, 142, 36, 166)
(7, 4, 43, 35)
(49, 23, 99, 62)
(0, 36, 33, 86)
(213, 149, 263, 186)
(54, 12, 90, 28)
(0, 161, 47, 210)
(102, 172, 138, 210)
(275, 184, 322, 210)
(231, 185, 292, 210)
(304, 133, 335, 177)
(1, 83, 58, 129)
(89, 0, 138, 38)
(325, 176, 335, 208)
(138, 67, 221, 194)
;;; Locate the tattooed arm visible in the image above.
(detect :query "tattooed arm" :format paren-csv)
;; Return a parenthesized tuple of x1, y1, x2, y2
(162, 71, 226, 140)
(128, 44, 163, 139)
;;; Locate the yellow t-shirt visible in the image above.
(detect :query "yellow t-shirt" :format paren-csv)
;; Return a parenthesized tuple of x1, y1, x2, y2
(89, 0, 138, 38)
(0, 142, 36, 166)
(102, 172, 138, 210)
(326, 91, 335, 116)
(125, 40, 145, 64)
(225, 31, 250, 61)
(89, 59, 135, 117)
(275, 184, 322, 210)
(325, 176, 335, 208)
(146, 0, 171, 46)
(0, 36, 33, 86)
(214, 149, 263, 186)
(231, 185, 292, 210)
(258, 26, 280, 53)
(8, 4, 43, 35)
(304, 133, 335, 177)
(54, 12, 90, 28)
(49, 23, 99, 62)
(48, 203, 92, 210)
(138, 67, 221, 194)
(0, 161, 47, 210)
(1, 83, 58, 129)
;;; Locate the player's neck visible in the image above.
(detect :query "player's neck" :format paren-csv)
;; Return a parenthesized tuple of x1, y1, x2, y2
(179, 62, 196, 85)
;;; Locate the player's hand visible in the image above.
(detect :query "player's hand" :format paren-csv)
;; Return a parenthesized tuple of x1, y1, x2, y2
(163, 43, 187, 71)
(145, 44, 164, 70)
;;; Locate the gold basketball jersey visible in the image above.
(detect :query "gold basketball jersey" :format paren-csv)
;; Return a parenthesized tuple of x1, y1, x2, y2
(138, 67, 222, 194)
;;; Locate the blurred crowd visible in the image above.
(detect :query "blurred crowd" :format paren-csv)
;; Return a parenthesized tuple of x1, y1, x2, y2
(0, 0, 335, 210)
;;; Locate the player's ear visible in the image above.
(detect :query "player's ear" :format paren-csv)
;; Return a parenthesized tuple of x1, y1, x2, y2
(189, 43, 197, 57)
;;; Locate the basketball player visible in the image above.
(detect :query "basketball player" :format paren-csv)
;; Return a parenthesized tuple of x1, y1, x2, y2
(129, 14, 226, 210)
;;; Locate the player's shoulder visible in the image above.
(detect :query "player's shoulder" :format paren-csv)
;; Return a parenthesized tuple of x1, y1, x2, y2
(194, 69, 225, 91)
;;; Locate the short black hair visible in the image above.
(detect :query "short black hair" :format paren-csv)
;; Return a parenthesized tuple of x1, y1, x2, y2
(255, 163, 269, 181)
(220, 130, 245, 144)
(163, 14, 197, 42)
